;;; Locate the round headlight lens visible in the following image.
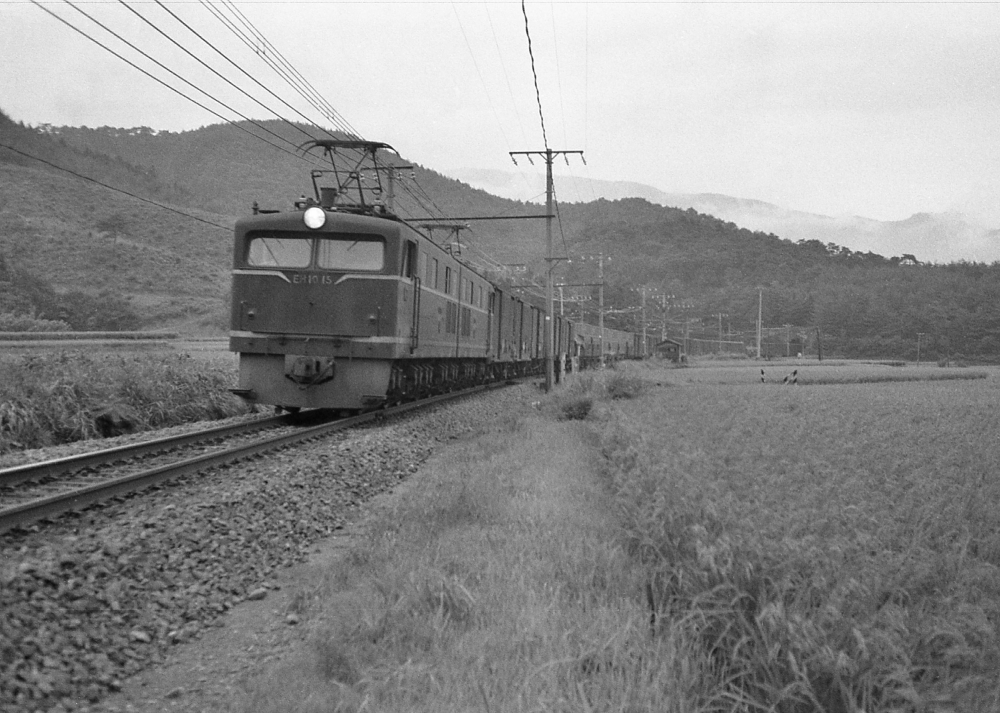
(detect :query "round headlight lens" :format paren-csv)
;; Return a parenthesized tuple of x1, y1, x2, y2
(303, 206, 326, 229)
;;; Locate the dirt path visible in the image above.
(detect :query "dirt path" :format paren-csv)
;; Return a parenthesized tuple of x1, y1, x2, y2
(92, 469, 427, 713)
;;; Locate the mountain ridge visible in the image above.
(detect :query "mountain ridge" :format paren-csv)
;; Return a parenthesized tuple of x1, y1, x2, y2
(448, 168, 1000, 265)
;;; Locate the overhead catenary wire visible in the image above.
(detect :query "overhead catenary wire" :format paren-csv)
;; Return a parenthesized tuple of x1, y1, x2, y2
(32, 0, 325, 169)
(549, 4, 570, 150)
(32, 1, 444, 235)
(213, 0, 360, 139)
(140, 0, 322, 144)
(199, 2, 457, 226)
(452, 5, 514, 153)
(482, 3, 541, 196)
(520, 0, 549, 150)
(35, 0, 490, 249)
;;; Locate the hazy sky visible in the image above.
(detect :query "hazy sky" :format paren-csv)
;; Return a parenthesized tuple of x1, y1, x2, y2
(2, 1, 998, 221)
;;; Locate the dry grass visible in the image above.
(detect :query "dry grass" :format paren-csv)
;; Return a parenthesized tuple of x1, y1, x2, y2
(0, 348, 250, 453)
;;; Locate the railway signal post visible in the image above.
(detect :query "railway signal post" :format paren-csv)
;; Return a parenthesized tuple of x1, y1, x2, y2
(510, 148, 584, 392)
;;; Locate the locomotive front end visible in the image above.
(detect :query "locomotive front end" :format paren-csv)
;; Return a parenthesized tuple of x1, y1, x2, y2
(229, 208, 408, 411)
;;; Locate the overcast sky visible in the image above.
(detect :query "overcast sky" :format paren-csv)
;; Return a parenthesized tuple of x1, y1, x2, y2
(2, 1, 998, 222)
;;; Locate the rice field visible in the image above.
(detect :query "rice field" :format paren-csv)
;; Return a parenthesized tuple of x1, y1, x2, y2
(593, 360, 1000, 710)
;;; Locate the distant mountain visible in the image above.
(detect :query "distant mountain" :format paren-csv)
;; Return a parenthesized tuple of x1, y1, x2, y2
(448, 169, 1000, 265)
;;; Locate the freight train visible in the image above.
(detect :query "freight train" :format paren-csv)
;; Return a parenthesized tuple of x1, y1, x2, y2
(229, 140, 651, 412)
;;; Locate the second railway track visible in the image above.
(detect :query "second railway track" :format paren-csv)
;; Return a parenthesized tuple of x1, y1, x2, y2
(0, 382, 510, 534)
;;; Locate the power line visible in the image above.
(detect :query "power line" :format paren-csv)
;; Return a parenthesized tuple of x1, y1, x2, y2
(520, 0, 549, 149)
(0, 142, 231, 231)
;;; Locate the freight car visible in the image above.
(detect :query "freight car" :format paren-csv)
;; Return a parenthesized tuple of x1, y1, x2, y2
(229, 140, 647, 412)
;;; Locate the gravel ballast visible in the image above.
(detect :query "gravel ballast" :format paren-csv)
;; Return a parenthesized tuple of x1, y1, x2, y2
(0, 384, 533, 712)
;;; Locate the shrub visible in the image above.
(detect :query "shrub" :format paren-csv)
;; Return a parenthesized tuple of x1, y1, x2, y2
(605, 372, 645, 400)
(559, 397, 593, 421)
(0, 312, 70, 332)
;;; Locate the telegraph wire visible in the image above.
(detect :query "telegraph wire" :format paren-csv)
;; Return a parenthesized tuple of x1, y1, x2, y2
(0, 143, 231, 231)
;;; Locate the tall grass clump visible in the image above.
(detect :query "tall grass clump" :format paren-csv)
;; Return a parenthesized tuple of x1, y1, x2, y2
(597, 377, 1000, 711)
(0, 312, 71, 332)
(0, 350, 251, 453)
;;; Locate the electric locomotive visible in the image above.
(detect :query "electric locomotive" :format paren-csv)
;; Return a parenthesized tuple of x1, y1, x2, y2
(229, 140, 562, 412)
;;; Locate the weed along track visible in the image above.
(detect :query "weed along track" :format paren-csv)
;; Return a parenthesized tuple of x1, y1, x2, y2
(0, 382, 526, 711)
(0, 384, 504, 534)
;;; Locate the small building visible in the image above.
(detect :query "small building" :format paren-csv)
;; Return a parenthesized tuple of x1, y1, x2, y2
(655, 338, 682, 363)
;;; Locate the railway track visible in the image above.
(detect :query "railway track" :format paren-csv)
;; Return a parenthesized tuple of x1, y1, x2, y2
(0, 382, 509, 534)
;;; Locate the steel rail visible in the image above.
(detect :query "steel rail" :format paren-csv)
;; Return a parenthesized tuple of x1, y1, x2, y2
(0, 382, 509, 534)
(0, 414, 293, 488)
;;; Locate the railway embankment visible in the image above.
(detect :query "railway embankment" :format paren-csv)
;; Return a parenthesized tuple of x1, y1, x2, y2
(0, 385, 531, 712)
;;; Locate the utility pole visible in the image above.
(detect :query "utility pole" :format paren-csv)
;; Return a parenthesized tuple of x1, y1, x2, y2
(916, 332, 925, 365)
(756, 288, 763, 359)
(716, 312, 728, 353)
(598, 252, 605, 366)
(661, 293, 672, 345)
(510, 148, 584, 392)
(641, 287, 647, 357)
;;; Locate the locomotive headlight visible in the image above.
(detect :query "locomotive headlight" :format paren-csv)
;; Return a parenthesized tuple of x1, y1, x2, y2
(303, 206, 326, 229)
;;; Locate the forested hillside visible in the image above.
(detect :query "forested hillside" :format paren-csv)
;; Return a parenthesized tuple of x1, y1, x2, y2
(46, 121, 543, 263)
(3, 111, 999, 360)
(556, 199, 1000, 359)
(0, 110, 232, 332)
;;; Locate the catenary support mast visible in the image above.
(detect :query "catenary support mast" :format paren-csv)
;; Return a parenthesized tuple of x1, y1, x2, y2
(509, 148, 584, 392)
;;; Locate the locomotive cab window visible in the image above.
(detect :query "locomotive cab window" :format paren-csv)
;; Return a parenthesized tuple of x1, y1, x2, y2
(316, 235, 384, 271)
(246, 236, 311, 268)
(245, 231, 384, 271)
(402, 241, 417, 278)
